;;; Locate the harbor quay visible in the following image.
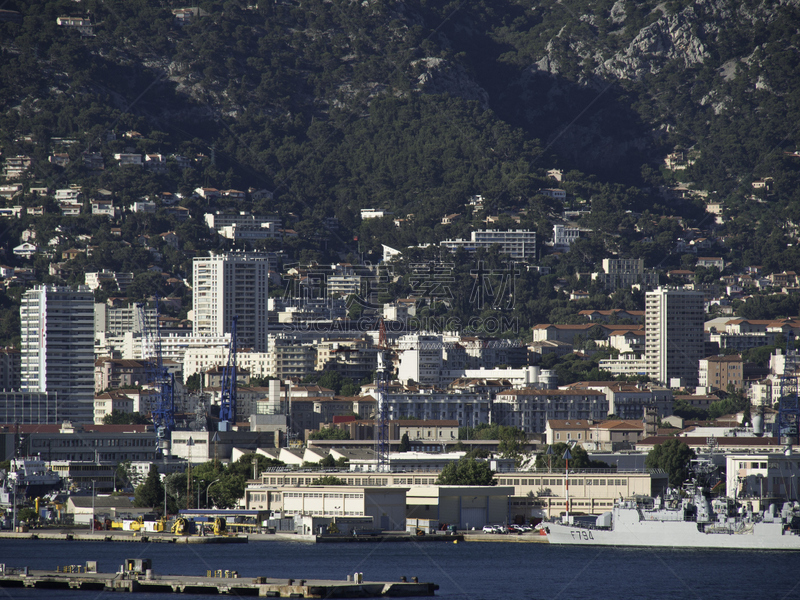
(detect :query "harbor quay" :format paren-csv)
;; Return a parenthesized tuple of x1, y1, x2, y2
(0, 528, 549, 543)
(0, 559, 439, 598)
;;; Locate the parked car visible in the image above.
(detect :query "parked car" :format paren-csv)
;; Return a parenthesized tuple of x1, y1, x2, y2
(482, 525, 495, 533)
(492, 525, 506, 534)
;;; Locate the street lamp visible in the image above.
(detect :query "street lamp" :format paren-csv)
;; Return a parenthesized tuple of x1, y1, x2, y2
(91, 479, 96, 533)
(206, 478, 222, 508)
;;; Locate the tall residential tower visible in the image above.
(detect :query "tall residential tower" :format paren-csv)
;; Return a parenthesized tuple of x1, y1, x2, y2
(20, 285, 95, 422)
(645, 286, 705, 387)
(192, 252, 270, 352)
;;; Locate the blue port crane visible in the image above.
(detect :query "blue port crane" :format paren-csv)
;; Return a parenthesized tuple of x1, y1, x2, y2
(776, 331, 800, 441)
(137, 299, 175, 455)
(218, 316, 238, 431)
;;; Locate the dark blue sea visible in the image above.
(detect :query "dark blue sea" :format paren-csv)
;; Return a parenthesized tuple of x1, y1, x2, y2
(1, 539, 800, 599)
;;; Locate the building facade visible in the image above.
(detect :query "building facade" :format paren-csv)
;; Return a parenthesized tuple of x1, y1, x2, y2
(699, 355, 744, 391)
(593, 258, 658, 292)
(0, 347, 20, 391)
(645, 287, 705, 387)
(440, 229, 537, 260)
(493, 389, 608, 434)
(21, 285, 95, 423)
(192, 252, 270, 352)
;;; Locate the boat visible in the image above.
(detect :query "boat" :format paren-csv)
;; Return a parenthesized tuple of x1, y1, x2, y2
(544, 461, 800, 550)
(0, 458, 62, 505)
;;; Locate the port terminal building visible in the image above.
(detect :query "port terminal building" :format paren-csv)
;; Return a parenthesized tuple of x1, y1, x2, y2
(244, 469, 668, 524)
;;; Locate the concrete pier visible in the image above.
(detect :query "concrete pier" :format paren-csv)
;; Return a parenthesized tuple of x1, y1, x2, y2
(0, 566, 438, 597)
(0, 531, 248, 544)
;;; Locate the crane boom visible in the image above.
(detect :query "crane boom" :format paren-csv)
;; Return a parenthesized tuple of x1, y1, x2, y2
(218, 316, 238, 431)
(138, 299, 175, 456)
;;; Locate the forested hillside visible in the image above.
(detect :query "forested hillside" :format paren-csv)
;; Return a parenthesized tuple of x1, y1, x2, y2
(1, 0, 800, 293)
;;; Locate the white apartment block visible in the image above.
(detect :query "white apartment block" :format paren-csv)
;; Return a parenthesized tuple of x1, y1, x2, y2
(21, 285, 95, 423)
(645, 287, 705, 387)
(204, 211, 281, 233)
(562, 382, 673, 420)
(4, 155, 32, 179)
(85, 271, 134, 294)
(593, 258, 658, 292)
(770, 349, 800, 376)
(193, 252, 270, 352)
(217, 222, 281, 242)
(552, 224, 581, 251)
(55, 188, 82, 202)
(326, 275, 362, 297)
(268, 336, 317, 379)
(381, 388, 490, 427)
(396, 333, 445, 386)
(315, 338, 377, 381)
(183, 347, 271, 381)
(93, 391, 134, 424)
(493, 389, 609, 434)
(538, 188, 567, 200)
(95, 330, 229, 367)
(94, 303, 155, 336)
(132, 201, 156, 213)
(440, 229, 537, 259)
(597, 356, 648, 377)
(114, 153, 143, 166)
(707, 319, 800, 353)
(360, 208, 391, 219)
(444, 366, 554, 389)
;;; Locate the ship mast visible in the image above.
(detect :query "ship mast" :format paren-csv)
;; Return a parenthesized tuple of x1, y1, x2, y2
(563, 445, 572, 524)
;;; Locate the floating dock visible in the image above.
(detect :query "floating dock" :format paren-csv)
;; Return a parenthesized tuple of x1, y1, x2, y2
(0, 531, 248, 544)
(0, 563, 438, 598)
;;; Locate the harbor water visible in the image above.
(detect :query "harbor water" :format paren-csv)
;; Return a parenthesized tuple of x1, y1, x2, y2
(2, 538, 800, 599)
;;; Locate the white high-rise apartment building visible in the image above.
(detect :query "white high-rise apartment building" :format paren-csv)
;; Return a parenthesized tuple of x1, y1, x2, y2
(20, 285, 95, 422)
(192, 252, 270, 352)
(645, 286, 705, 387)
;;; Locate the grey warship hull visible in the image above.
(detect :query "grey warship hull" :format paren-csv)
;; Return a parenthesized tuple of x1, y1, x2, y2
(545, 516, 800, 550)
